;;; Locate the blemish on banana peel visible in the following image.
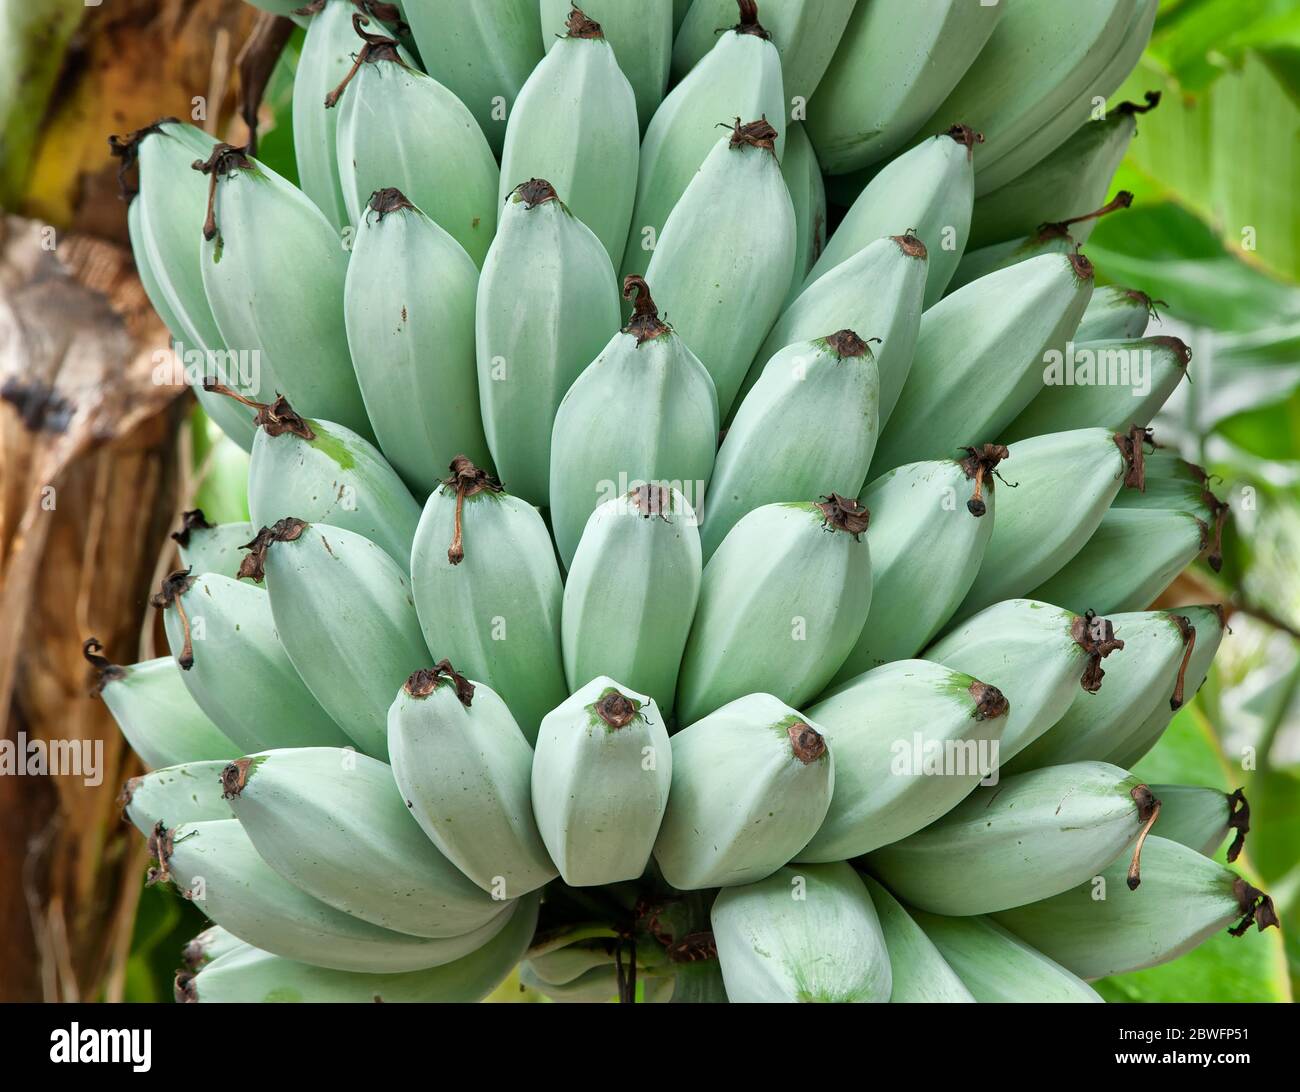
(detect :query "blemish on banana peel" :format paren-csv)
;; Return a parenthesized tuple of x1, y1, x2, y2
(1229, 877, 1278, 937)
(238, 517, 309, 582)
(151, 569, 199, 669)
(959, 444, 1010, 517)
(443, 455, 503, 564)
(404, 660, 475, 706)
(1126, 785, 1161, 890)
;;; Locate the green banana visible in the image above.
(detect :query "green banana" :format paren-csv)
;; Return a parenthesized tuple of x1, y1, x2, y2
(241, 519, 431, 760)
(909, 911, 1102, 1002)
(522, 937, 618, 986)
(711, 862, 891, 1003)
(157, 819, 517, 973)
(780, 120, 826, 305)
(702, 331, 879, 561)
(181, 926, 245, 971)
(870, 252, 1095, 476)
(832, 449, 1002, 681)
(673, 0, 692, 32)
(539, 0, 672, 130)
(220, 747, 506, 938)
(518, 962, 619, 1002)
(292, 0, 359, 230)
(171, 510, 254, 581)
(869, 761, 1160, 916)
(1111, 448, 1229, 571)
(531, 678, 673, 885)
(403, 0, 544, 157)
(621, 1, 783, 279)
(924, 599, 1125, 760)
(549, 276, 718, 570)
(1076, 285, 1160, 343)
(499, 8, 639, 268)
(388, 663, 556, 896)
(802, 127, 979, 308)
(642, 118, 796, 418)
(806, 0, 1004, 175)
(119, 761, 236, 836)
(798, 660, 1008, 862)
(475, 179, 621, 508)
(653, 693, 834, 889)
(180, 891, 538, 1002)
(329, 17, 499, 265)
(409, 459, 566, 743)
(675, 497, 873, 727)
(151, 570, 352, 754)
(993, 835, 1278, 980)
(561, 487, 701, 713)
(1146, 786, 1250, 861)
(861, 876, 974, 1003)
(343, 187, 490, 496)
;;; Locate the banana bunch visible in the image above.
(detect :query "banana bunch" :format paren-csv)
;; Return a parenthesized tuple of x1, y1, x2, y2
(104, 0, 1273, 1002)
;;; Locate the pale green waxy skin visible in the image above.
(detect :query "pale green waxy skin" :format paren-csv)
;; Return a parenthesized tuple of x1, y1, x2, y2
(530, 679, 672, 886)
(344, 198, 489, 496)
(1008, 611, 1192, 774)
(122, 761, 235, 836)
(779, 121, 826, 305)
(643, 132, 796, 417)
(247, 419, 421, 572)
(224, 748, 506, 939)
(1075, 285, 1156, 343)
(409, 487, 565, 744)
(806, 0, 1003, 174)
(1112, 449, 1215, 516)
(946, 231, 1075, 292)
(861, 876, 974, 1003)
(161, 573, 350, 754)
(475, 188, 620, 507)
(388, 676, 556, 896)
(924, 599, 1098, 761)
(871, 253, 1094, 476)
(621, 27, 783, 280)
(675, 502, 872, 726)
(548, 322, 718, 570)
(703, 338, 879, 560)
(561, 492, 701, 713)
(993, 836, 1253, 979)
(742, 235, 925, 428)
(956, 429, 1128, 620)
(404, 0, 543, 157)
(99, 662, 237, 772)
(653, 694, 834, 890)
(187, 892, 539, 1002)
(799, 660, 1007, 862)
(868, 760, 1149, 916)
(711, 862, 891, 1004)
(334, 59, 499, 265)
(176, 520, 254, 582)
(260, 524, 430, 760)
(1143, 787, 1237, 858)
(803, 132, 974, 308)
(166, 820, 516, 974)
(834, 459, 994, 681)
(910, 912, 1103, 1002)
(499, 31, 638, 268)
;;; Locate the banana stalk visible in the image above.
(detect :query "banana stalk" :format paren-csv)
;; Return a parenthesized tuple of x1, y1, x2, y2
(171, 511, 254, 582)
(862, 876, 974, 1003)
(1076, 285, 1160, 343)
(1147, 786, 1250, 861)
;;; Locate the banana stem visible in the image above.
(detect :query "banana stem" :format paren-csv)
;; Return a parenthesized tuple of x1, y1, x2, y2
(1126, 787, 1161, 891)
(1169, 615, 1197, 710)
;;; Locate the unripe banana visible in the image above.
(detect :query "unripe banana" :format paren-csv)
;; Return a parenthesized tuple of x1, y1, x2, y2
(642, 119, 796, 417)
(653, 693, 834, 889)
(1146, 786, 1250, 861)
(780, 120, 826, 305)
(993, 835, 1278, 980)
(803, 127, 979, 308)
(622, 2, 784, 279)
(83, 640, 238, 770)
(151, 571, 351, 754)
(805, 0, 1003, 174)
(499, 9, 638, 268)
(518, 962, 619, 1002)
(861, 875, 974, 1003)
(171, 510, 254, 581)
(871, 252, 1095, 476)
(241, 519, 431, 759)
(409, 459, 566, 743)
(119, 761, 235, 836)
(549, 277, 718, 570)
(832, 449, 1001, 680)
(522, 937, 618, 986)
(388, 663, 556, 896)
(869, 761, 1160, 916)
(1111, 450, 1230, 572)
(180, 891, 538, 1002)
(182, 926, 245, 971)
(476, 180, 620, 507)
(344, 187, 490, 496)
(675, 497, 872, 727)
(924, 600, 1125, 760)
(562, 488, 701, 712)
(329, 17, 499, 265)
(531, 678, 673, 886)
(1076, 285, 1159, 343)
(220, 747, 506, 938)
(711, 862, 891, 1003)
(799, 660, 1007, 862)
(909, 911, 1103, 1003)
(703, 332, 879, 561)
